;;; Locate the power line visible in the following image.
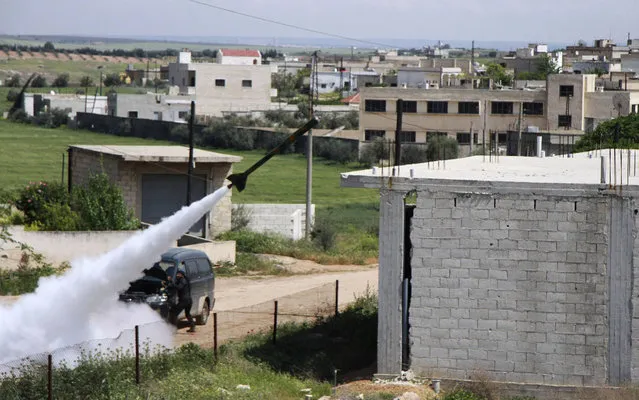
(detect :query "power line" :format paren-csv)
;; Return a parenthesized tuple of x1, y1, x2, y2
(186, 0, 397, 49)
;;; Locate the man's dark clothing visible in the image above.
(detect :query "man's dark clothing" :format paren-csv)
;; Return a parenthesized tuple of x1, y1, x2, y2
(167, 274, 195, 331)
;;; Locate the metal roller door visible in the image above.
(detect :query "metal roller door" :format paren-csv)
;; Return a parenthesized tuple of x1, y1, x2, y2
(141, 174, 207, 236)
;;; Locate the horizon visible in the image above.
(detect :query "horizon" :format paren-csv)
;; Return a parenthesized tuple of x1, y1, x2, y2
(3, 0, 637, 51)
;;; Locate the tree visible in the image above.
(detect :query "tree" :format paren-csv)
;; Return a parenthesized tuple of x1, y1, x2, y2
(536, 54, 560, 79)
(272, 72, 297, 101)
(485, 63, 512, 87)
(6, 74, 21, 88)
(103, 73, 121, 87)
(80, 75, 94, 87)
(31, 75, 47, 88)
(52, 73, 69, 88)
(574, 113, 639, 152)
(43, 41, 55, 52)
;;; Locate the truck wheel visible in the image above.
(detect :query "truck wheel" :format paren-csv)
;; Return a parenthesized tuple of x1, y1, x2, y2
(196, 301, 210, 325)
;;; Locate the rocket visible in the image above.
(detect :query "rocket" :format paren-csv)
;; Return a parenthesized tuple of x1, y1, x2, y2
(227, 117, 319, 192)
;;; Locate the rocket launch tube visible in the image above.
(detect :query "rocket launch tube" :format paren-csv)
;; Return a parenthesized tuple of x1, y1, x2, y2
(226, 117, 319, 192)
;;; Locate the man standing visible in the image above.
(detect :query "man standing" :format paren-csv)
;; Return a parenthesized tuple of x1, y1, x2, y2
(167, 266, 196, 332)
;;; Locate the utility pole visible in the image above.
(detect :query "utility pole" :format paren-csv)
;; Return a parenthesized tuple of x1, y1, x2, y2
(305, 52, 317, 240)
(469, 121, 474, 155)
(186, 100, 195, 206)
(517, 102, 523, 156)
(339, 57, 344, 99)
(395, 99, 404, 171)
(482, 99, 487, 162)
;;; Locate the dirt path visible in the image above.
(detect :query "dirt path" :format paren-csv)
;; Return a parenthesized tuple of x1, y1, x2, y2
(174, 264, 378, 347)
(0, 256, 379, 347)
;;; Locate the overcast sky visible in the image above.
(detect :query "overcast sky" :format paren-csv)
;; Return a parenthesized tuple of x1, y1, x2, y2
(2, 0, 638, 47)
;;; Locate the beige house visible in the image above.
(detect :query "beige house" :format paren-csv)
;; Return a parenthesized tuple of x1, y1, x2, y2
(359, 74, 639, 153)
(168, 51, 273, 116)
(67, 145, 241, 239)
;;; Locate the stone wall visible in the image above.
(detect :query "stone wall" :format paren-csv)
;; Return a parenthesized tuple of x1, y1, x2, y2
(409, 190, 613, 386)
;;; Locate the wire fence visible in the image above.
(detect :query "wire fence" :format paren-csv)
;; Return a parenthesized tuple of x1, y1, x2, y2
(0, 280, 340, 398)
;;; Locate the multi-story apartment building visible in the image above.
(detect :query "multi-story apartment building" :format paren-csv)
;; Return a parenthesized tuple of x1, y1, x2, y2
(168, 51, 273, 116)
(359, 73, 639, 154)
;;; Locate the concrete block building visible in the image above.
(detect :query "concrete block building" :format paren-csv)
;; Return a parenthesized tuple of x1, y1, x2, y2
(341, 152, 639, 390)
(168, 51, 273, 116)
(68, 145, 241, 238)
(359, 73, 639, 151)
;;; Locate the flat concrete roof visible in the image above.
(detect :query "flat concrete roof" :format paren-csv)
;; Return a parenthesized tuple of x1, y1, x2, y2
(70, 145, 242, 164)
(341, 151, 639, 188)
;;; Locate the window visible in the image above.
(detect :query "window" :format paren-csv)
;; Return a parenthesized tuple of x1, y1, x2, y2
(456, 132, 471, 144)
(128, 111, 138, 119)
(491, 101, 513, 115)
(364, 130, 385, 141)
(458, 101, 479, 114)
(178, 111, 188, 119)
(523, 102, 544, 116)
(365, 99, 386, 112)
(558, 115, 572, 128)
(215, 79, 226, 87)
(320, 83, 327, 89)
(153, 111, 162, 121)
(632, 104, 638, 114)
(184, 260, 199, 279)
(426, 131, 447, 141)
(242, 79, 252, 88)
(427, 101, 448, 114)
(195, 258, 212, 276)
(559, 85, 574, 97)
(399, 131, 416, 142)
(402, 101, 417, 113)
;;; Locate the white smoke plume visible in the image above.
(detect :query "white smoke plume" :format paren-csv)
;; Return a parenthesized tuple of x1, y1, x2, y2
(0, 185, 230, 365)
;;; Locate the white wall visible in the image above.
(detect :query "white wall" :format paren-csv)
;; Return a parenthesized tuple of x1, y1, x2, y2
(233, 204, 315, 240)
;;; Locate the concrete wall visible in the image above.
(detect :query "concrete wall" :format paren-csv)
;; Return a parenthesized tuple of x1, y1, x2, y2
(110, 93, 192, 122)
(233, 204, 315, 240)
(7, 227, 147, 264)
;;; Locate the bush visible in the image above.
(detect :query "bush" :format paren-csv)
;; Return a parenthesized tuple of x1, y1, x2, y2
(39, 203, 80, 231)
(400, 144, 429, 164)
(6, 74, 21, 87)
(442, 389, 483, 400)
(170, 124, 189, 143)
(359, 138, 391, 167)
(52, 73, 70, 88)
(71, 172, 139, 230)
(8, 109, 31, 124)
(201, 121, 255, 150)
(0, 264, 60, 295)
(32, 108, 69, 128)
(311, 213, 337, 251)
(231, 204, 252, 231)
(426, 136, 459, 161)
(6, 88, 19, 102)
(31, 74, 47, 88)
(314, 138, 357, 164)
(14, 181, 69, 225)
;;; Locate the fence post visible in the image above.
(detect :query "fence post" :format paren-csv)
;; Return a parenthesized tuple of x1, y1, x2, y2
(335, 280, 339, 316)
(273, 300, 279, 345)
(47, 354, 52, 400)
(213, 313, 218, 363)
(135, 325, 140, 385)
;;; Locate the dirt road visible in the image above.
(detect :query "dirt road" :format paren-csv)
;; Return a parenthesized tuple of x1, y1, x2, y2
(174, 261, 378, 347)
(0, 256, 378, 348)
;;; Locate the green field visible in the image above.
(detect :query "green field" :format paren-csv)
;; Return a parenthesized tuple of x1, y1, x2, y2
(0, 120, 378, 229)
(0, 58, 147, 85)
(0, 36, 372, 56)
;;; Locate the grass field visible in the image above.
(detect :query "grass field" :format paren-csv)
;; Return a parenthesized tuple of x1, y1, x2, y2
(0, 120, 378, 231)
(0, 58, 146, 85)
(0, 36, 370, 56)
